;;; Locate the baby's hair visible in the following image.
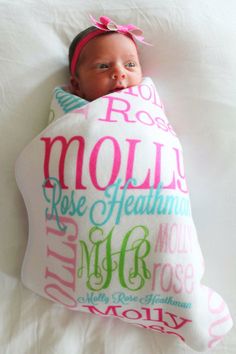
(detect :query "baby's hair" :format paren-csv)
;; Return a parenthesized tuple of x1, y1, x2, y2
(69, 26, 96, 73)
(69, 26, 118, 75)
(69, 26, 104, 74)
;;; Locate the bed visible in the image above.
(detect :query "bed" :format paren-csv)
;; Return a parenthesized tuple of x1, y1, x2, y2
(0, 1, 235, 353)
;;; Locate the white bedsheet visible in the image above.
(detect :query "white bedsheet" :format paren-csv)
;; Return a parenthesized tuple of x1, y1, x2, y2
(0, 1, 235, 353)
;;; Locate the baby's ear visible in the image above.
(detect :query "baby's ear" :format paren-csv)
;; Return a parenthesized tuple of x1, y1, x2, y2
(70, 76, 81, 96)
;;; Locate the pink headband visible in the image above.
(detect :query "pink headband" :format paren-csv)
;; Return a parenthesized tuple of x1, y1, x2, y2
(70, 15, 151, 76)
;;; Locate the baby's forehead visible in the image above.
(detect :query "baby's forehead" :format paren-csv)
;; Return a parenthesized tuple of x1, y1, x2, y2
(79, 33, 138, 63)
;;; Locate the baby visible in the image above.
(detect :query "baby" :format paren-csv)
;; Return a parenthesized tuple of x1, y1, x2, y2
(68, 15, 147, 102)
(47, 15, 149, 124)
(16, 15, 233, 351)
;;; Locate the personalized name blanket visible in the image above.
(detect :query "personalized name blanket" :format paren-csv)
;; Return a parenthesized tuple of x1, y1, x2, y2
(15, 77, 233, 351)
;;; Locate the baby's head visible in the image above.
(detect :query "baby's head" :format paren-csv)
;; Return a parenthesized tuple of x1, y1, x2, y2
(69, 16, 147, 101)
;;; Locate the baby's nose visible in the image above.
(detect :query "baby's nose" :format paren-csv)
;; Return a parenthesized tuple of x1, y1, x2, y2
(111, 66, 126, 80)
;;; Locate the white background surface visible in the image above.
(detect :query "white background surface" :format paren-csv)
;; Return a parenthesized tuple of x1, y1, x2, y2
(0, 1, 235, 353)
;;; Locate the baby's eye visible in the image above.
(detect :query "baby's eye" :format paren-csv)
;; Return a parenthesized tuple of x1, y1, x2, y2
(125, 61, 136, 68)
(97, 63, 109, 69)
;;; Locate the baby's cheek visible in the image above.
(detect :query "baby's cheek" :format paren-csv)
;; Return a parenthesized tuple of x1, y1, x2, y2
(132, 73, 142, 85)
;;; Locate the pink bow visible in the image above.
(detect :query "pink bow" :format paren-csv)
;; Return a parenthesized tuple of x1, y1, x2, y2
(90, 15, 152, 46)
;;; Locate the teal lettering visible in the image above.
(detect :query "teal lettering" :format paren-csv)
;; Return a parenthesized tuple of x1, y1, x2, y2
(43, 177, 87, 231)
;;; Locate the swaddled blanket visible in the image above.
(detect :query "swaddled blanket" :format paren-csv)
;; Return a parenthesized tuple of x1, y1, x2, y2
(15, 77, 232, 351)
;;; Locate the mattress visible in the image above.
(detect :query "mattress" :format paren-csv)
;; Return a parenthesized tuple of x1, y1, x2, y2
(0, 1, 235, 353)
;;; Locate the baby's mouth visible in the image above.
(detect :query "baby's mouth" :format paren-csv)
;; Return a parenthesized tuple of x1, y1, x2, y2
(109, 86, 125, 93)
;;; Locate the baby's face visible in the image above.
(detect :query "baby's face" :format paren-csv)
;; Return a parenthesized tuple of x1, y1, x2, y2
(71, 33, 142, 101)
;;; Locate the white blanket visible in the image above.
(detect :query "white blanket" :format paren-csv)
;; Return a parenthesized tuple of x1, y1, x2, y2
(15, 78, 233, 351)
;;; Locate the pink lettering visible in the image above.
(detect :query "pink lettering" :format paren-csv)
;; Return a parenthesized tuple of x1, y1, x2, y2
(138, 84, 152, 101)
(42, 135, 187, 193)
(174, 148, 188, 193)
(123, 85, 139, 97)
(122, 309, 142, 320)
(208, 315, 232, 349)
(44, 283, 77, 308)
(123, 83, 163, 108)
(152, 262, 194, 294)
(89, 136, 121, 190)
(82, 305, 122, 317)
(135, 323, 185, 341)
(164, 311, 192, 330)
(41, 136, 86, 190)
(99, 96, 135, 123)
(207, 289, 226, 314)
(82, 305, 191, 331)
(122, 141, 164, 189)
(45, 242, 76, 290)
(136, 110, 154, 126)
(44, 215, 78, 308)
(206, 288, 233, 348)
(154, 223, 193, 254)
